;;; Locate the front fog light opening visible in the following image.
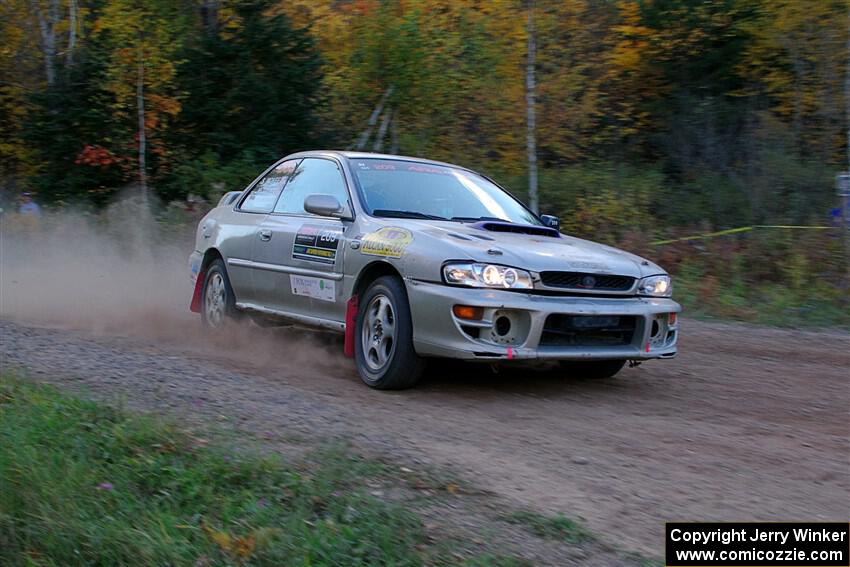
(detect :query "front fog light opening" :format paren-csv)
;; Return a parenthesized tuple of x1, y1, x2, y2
(494, 316, 512, 336)
(650, 320, 660, 338)
(487, 310, 530, 346)
(649, 315, 669, 348)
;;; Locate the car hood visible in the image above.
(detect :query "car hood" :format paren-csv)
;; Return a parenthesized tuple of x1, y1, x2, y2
(398, 220, 665, 278)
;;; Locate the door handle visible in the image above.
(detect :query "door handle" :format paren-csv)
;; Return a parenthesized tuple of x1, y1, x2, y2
(258, 229, 272, 241)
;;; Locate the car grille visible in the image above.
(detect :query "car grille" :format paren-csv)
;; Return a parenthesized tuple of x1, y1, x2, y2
(539, 271, 635, 292)
(540, 315, 637, 347)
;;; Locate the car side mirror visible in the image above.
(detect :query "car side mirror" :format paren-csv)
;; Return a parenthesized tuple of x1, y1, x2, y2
(540, 214, 560, 230)
(304, 194, 351, 219)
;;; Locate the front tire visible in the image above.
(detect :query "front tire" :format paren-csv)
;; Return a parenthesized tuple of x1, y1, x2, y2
(559, 359, 626, 379)
(201, 258, 240, 329)
(355, 276, 425, 389)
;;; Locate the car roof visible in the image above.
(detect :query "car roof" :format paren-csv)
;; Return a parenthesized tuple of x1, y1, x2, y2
(285, 150, 474, 173)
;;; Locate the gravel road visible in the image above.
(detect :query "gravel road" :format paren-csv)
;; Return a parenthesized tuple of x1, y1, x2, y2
(1, 316, 848, 557)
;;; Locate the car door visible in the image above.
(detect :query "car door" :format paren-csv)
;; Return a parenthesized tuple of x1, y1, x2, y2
(221, 159, 295, 305)
(251, 157, 352, 322)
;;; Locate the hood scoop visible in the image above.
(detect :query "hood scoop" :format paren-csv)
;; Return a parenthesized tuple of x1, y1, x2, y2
(471, 221, 560, 238)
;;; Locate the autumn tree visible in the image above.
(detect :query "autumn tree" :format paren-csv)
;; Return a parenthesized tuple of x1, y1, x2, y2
(92, 0, 186, 203)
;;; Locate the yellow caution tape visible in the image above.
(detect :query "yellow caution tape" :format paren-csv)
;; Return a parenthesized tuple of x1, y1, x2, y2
(651, 225, 834, 246)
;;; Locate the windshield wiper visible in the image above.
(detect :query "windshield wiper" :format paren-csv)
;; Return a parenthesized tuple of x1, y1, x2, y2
(450, 216, 511, 223)
(372, 209, 447, 220)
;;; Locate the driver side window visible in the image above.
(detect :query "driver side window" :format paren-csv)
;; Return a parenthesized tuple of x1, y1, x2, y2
(274, 158, 349, 215)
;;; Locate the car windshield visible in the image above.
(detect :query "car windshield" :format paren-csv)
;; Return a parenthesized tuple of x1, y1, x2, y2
(350, 159, 541, 225)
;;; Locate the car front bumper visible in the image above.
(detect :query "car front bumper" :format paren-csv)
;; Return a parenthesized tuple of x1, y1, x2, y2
(406, 280, 680, 361)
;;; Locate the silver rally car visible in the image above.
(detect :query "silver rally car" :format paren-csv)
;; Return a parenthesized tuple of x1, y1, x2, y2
(189, 151, 680, 389)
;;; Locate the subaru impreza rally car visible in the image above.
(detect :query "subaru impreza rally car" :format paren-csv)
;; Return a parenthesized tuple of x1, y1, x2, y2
(189, 151, 680, 389)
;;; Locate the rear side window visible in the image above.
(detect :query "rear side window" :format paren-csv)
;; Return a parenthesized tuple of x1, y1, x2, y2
(274, 158, 349, 215)
(239, 160, 298, 213)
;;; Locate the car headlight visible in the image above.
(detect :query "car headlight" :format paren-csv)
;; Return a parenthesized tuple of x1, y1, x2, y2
(637, 275, 672, 297)
(443, 263, 533, 289)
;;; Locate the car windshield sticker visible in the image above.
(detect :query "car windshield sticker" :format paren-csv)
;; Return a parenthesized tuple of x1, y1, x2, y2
(290, 275, 335, 302)
(360, 227, 413, 258)
(292, 224, 342, 264)
(357, 159, 452, 176)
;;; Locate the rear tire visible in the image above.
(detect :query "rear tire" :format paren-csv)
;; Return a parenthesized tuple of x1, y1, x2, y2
(355, 276, 425, 389)
(559, 359, 626, 379)
(201, 259, 240, 329)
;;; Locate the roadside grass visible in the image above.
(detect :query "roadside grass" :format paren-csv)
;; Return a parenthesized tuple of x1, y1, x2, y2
(503, 510, 592, 544)
(621, 552, 664, 567)
(503, 511, 659, 566)
(0, 375, 524, 566)
(673, 278, 850, 328)
(671, 260, 850, 329)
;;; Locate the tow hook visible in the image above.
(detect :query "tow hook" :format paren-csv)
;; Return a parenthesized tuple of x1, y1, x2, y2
(628, 360, 642, 368)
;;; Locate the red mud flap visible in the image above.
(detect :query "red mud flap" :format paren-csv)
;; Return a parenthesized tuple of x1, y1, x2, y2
(343, 295, 358, 358)
(189, 270, 205, 313)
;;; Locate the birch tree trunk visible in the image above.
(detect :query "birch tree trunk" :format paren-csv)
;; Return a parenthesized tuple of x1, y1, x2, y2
(137, 57, 148, 206)
(31, 0, 60, 86)
(526, 0, 539, 214)
(67, 0, 78, 68)
(201, 0, 220, 32)
(353, 86, 394, 150)
(373, 108, 392, 152)
(390, 109, 399, 154)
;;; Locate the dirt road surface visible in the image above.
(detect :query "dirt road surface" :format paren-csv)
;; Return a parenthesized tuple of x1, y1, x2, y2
(1, 316, 848, 557)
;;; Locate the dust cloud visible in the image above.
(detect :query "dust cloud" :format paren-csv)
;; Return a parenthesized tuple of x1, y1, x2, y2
(0, 196, 349, 376)
(1, 197, 191, 335)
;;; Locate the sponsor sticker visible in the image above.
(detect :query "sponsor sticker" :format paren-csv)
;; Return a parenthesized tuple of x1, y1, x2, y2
(292, 224, 342, 264)
(290, 275, 336, 302)
(360, 227, 413, 258)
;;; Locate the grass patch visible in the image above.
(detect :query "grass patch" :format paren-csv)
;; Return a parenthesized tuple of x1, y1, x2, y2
(503, 511, 592, 544)
(673, 280, 850, 328)
(0, 375, 522, 566)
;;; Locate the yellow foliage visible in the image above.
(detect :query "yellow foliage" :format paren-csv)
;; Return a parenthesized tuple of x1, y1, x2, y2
(738, 0, 847, 161)
(561, 187, 652, 246)
(201, 521, 281, 564)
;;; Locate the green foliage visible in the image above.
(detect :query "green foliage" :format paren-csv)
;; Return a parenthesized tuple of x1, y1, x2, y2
(170, 0, 323, 185)
(656, 229, 849, 327)
(21, 42, 130, 206)
(164, 151, 263, 202)
(497, 163, 663, 245)
(503, 511, 592, 544)
(16, 0, 324, 207)
(0, 375, 528, 566)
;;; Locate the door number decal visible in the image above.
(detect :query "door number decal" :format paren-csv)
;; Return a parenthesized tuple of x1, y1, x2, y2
(292, 224, 342, 264)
